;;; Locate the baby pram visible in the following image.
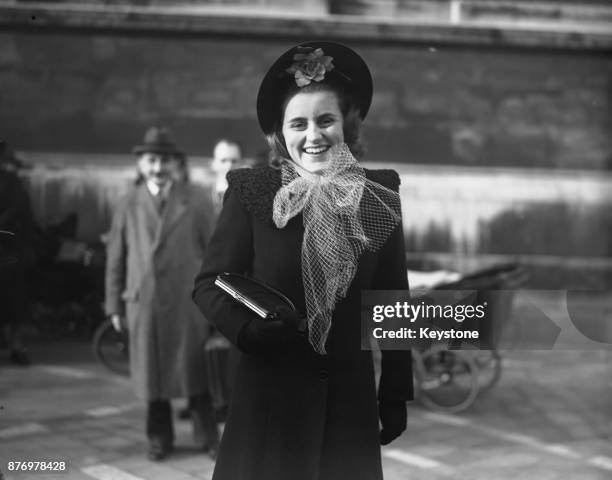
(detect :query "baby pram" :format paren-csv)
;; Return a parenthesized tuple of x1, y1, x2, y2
(411, 262, 527, 413)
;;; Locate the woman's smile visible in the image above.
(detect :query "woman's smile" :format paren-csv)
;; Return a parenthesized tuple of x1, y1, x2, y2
(303, 145, 330, 155)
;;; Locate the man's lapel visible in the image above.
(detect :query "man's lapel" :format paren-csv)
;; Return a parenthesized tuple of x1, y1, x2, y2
(155, 183, 189, 250)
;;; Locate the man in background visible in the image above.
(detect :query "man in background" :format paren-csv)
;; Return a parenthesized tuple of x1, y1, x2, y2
(209, 139, 242, 216)
(105, 127, 218, 461)
(183, 138, 243, 425)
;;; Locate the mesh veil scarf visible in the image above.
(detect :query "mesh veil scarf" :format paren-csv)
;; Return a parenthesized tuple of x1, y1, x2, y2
(273, 144, 402, 354)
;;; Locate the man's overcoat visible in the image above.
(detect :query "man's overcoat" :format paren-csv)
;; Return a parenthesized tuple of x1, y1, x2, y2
(192, 166, 413, 480)
(106, 182, 213, 400)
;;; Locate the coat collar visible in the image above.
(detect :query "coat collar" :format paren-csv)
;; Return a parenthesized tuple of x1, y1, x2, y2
(227, 166, 282, 226)
(226, 165, 400, 226)
(135, 182, 161, 240)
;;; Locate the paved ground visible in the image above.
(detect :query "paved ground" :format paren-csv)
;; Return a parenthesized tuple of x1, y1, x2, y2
(0, 342, 610, 480)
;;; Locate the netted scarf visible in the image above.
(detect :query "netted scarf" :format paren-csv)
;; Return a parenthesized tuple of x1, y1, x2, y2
(272, 144, 402, 354)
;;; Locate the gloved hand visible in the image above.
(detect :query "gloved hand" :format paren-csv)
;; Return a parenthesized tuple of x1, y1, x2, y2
(379, 401, 407, 445)
(238, 306, 302, 354)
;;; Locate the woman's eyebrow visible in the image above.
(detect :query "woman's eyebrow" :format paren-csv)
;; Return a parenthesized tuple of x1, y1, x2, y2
(318, 111, 339, 118)
(285, 115, 306, 123)
(285, 111, 338, 123)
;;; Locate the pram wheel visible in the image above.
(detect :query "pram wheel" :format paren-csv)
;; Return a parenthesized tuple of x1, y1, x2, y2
(414, 347, 479, 413)
(472, 349, 502, 393)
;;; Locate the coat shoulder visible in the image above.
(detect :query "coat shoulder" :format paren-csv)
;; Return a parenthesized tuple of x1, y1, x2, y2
(227, 166, 281, 192)
(226, 166, 281, 224)
(364, 169, 401, 192)
(224, 166, 400, 223)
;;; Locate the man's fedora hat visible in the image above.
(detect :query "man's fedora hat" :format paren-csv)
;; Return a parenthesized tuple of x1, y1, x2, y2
(132, 127, 184, 156)
(256, 41, 373, 135)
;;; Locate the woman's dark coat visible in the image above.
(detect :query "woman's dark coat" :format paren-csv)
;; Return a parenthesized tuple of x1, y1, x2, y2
(193, 166, 413, 480)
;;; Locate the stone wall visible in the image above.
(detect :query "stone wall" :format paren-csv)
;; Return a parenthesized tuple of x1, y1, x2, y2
(19, 158, 612, 288)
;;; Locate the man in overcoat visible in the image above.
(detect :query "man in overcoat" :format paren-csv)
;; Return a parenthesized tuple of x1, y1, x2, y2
(105, 127, 218, 460)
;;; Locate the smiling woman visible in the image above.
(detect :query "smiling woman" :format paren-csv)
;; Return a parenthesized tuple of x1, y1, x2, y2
(193, 41, 414, 480)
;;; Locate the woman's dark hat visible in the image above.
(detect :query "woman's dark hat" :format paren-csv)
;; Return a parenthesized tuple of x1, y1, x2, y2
(256, 41, 373, 135)
(132, 126, 184, 156)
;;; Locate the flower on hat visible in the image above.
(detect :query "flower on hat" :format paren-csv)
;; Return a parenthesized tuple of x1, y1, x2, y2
(286, 48, 335, 87)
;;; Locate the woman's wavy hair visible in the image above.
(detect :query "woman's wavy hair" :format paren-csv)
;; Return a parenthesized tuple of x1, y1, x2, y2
(266, 79, 366, 166)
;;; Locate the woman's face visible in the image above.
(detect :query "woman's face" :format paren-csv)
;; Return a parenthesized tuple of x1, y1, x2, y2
(281, 90, 344, 174)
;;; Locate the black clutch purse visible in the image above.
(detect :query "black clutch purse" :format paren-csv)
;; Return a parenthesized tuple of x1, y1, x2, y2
(214, 273, 307, 333)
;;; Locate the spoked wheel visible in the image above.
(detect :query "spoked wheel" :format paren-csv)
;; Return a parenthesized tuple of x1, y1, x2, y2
(415, 348, 479, 413)
(472, 349, 502, 394)
(92, 319, 130, 376)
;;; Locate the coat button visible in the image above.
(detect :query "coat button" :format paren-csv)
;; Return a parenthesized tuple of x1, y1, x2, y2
(319, 369, 329, 381)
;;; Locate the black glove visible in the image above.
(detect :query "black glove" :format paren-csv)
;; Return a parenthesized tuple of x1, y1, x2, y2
(237, 306, 301, 354)
(379, 401, 407, 445)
